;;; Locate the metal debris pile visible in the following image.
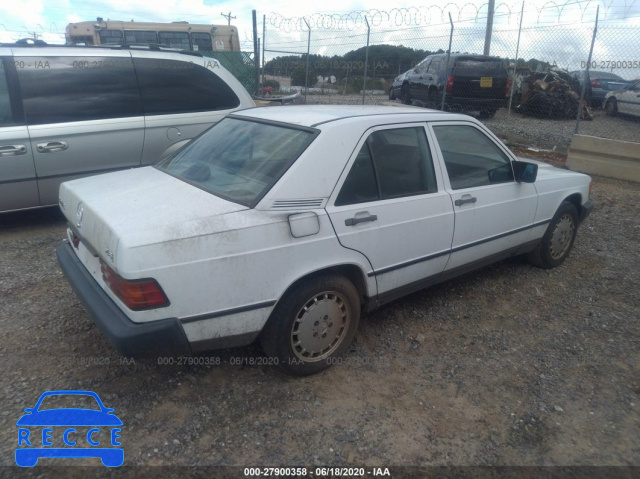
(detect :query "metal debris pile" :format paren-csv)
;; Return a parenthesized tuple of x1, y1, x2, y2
(516, 69, 593, 120)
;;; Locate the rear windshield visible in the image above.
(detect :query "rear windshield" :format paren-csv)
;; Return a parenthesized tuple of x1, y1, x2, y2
(156, 118, 316, 207)
(454, 60, 506, 69)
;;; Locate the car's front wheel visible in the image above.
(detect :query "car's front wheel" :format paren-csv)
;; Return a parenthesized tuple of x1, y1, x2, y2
(605, 97, 618, 116)
(528, 201, 579, 269)
(260, 275, 360, 376)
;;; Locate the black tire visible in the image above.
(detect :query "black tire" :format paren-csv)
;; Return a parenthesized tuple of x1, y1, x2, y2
(427, 90, 441, 110)
(478, 109, 497, 118)
(389, 87, 396, 101)
(400, 84, 411, 105)
(528, 202, 579, 269)
(605, 97, 618, 117)
(260, 275, 360, 376)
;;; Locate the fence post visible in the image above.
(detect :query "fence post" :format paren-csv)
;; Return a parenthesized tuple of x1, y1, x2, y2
(575, 5, 599, 134)
(262, 15, 266, 91)
(362, 16, 370, 105)
(304, 18, 311, 103)
(508, 1, 525, 115)
(252, 10, 259, 95)
(442, 13, 454, 110)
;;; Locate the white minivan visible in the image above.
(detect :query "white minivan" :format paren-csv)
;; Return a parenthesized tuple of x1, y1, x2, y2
(0, 43, 254, 213)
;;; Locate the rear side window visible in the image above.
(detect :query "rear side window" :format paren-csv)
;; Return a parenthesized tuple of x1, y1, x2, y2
(16, 56, 143, 125)
(133, 58, 240, 115)
(192, 33, 212, 51)
(336, 127, 437, 206)
(158, 31, 190, 50)
(124, 30, 157, 44)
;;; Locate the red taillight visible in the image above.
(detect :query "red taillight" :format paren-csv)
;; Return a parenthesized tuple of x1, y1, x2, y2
(100, 259, 169, 310)
(506, 77, 511, 95)
(446, 75, 454, 93)
(591, 79, 601, 88)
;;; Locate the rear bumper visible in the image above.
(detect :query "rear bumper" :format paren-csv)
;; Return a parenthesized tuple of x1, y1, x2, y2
(579, 199, 594, 223)
(56, 243, 191, 358)
(448, 96, 507, 110)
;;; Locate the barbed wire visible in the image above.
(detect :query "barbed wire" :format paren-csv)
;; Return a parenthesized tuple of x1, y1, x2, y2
(268, 0, 638, 31)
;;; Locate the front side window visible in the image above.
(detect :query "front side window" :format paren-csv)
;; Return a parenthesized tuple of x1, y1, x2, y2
(16, 56, 142, 125)
(156, 118, 316, 207)
(335, 127, 437, 206)
(133, 58, 240, 115)
(432, 124, 514, 190)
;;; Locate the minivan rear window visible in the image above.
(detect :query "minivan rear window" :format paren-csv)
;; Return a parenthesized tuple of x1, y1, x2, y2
(133, 58, 240, 115)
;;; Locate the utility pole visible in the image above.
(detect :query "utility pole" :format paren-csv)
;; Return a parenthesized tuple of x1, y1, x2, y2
(483, 0, 495, 55)
(221, 12, 235, 25)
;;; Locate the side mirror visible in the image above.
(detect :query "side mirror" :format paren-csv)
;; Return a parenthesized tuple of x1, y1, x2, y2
(513, 161, 538, 183)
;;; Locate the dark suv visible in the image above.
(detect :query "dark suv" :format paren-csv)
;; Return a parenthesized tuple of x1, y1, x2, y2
(391, 53, 510, 117)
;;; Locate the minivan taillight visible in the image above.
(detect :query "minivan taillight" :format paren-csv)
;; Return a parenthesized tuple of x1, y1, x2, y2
(446, 75, 454, 93)
(100, 259, 169, 310)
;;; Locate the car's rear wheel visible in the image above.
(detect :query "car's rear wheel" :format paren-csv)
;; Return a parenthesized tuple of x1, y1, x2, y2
(260, 275, 360, 376)
(528, 201, 579, 269)
(605, 98, 618, 116)
(400, 84, 411, 105)
(479, 109, 497, 118)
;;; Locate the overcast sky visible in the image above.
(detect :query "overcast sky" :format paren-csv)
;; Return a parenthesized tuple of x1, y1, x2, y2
(2, 0, 639, 78)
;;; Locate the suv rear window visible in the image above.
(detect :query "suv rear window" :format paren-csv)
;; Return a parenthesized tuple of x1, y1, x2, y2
(454, 60, 505, 69)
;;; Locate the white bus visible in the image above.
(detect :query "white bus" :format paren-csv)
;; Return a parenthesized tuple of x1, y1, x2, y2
(66, 19, 240, 52)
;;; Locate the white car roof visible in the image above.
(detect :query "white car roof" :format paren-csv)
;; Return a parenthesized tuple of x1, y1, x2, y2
(233, 105, 452, 128)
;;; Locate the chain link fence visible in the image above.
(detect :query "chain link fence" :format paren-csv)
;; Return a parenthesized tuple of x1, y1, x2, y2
(261, 2, 640, 151)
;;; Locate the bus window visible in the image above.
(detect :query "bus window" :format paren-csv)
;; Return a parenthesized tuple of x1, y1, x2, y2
(158, 31, 190, 50)
(124, 30, 158, 45)
(192, 32, 212, 52)
(99, 30, 124, 45)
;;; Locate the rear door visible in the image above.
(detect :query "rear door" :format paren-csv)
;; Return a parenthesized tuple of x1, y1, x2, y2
(15, 50, 144, 207)
(326, 124, 454, 298)
(451, 57, 507, 100)
(0, 54, 39, 212)
(429, 121, 538, 272)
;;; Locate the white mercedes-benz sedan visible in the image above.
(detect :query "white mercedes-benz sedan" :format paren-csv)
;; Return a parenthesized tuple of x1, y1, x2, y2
(57, 105, 593, 375)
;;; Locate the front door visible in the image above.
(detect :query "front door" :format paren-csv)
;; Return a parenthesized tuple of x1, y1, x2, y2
(429, 122, 538, 272)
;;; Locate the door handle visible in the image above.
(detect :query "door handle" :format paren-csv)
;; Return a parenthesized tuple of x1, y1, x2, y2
(37, 141, 69, 153)
(0, 144, 27, 157)
(345, 213, 378, 226)
(455, 196, 477, 206)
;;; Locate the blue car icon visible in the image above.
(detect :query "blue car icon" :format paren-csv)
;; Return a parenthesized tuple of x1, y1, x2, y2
(16, 390, 123, 467)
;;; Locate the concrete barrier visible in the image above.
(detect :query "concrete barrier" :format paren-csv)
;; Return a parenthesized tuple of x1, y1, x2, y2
(567, 134, 640, 183)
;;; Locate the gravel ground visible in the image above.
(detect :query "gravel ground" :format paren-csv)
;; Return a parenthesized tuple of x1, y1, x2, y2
(1, 172, 639, 476)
